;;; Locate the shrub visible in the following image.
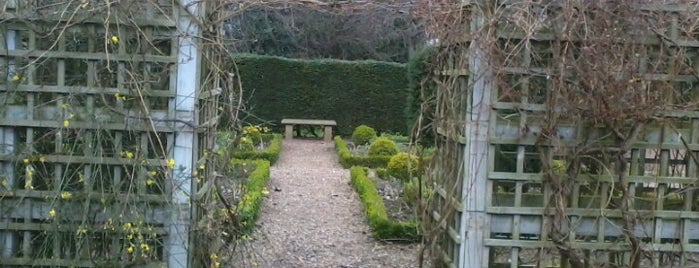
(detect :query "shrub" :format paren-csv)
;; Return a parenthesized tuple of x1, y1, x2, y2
(351, 125, 377, 145)
(334, 136, 391, 168)
(375, 168, 389, 179)
(349, 166, 420, 241)
(402, 177, 431, 207)
(238, 137, 254, 151)
(242, 125, 267, 145)
(387, 152, 420, 182)
(368, 137, 399, 157)
(233, 134, 283, 164)
(235, 160, 271, 233)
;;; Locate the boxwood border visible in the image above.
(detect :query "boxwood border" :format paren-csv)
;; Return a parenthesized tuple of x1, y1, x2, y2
(334, 136, 391, 168)
(233, 133, 282, 165)
(231, 159, 271, 233)
(349, 166, 420, 241)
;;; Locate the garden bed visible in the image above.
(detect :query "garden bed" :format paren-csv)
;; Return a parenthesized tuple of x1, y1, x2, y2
(232, 133, 282, 164)
(349, 166, 420, 241)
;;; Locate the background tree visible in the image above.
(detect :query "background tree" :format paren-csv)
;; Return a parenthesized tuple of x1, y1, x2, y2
(224, 1, 426, 63)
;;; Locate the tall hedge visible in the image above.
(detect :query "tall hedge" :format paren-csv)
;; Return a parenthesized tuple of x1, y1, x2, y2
(232, 54, 409, 135)
(405, 46, 437, 145)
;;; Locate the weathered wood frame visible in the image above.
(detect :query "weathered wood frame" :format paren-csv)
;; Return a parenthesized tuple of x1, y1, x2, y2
(0, 1, 200, 267)
(430, 1, 699, 268)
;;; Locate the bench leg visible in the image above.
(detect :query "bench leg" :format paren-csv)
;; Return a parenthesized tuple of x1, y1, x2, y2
(324, 126, 332, 142)
(284, 125, 294, 140)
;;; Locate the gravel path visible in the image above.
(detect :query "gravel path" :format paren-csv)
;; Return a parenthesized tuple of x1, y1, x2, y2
(231, 139, 421, 268)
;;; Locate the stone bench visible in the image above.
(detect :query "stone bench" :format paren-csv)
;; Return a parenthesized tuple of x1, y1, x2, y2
(281, 119, 337, 142)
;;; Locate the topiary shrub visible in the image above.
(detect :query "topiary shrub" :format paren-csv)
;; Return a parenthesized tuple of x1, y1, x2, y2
(368, 137, 399, 157)
(352, 125, 377, 145)
(375, 168, 389, 179)
(387, 152, 420, 182)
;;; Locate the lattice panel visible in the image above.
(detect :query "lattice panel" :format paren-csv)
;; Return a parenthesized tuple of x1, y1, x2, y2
(0, 1, 187, 267)
(485, 2, 699, 267)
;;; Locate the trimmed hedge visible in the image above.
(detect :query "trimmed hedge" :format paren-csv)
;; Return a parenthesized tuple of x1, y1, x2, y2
(232, 134, 282, 165)
(334, 136, 391, 168)
(405, 46, 437, 145)
(232, 54, 409, 135)
(349, 166, 420, 241)
(234, 159, 271, 233)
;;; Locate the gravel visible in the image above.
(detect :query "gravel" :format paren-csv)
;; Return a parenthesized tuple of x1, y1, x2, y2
(229, 139, 423, 268)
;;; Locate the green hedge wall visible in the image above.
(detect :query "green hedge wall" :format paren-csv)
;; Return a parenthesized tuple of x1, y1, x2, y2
(232, 54, 409, 135)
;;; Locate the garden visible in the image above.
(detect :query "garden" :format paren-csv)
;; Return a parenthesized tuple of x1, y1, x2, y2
(334, 124, 433, 241)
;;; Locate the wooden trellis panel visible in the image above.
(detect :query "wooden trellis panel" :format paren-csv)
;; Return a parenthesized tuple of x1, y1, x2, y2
(431, 1, 699, 268)
(0, 1, 199, 267)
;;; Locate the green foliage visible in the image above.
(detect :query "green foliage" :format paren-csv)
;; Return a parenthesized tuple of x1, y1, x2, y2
(234, 160, 271, 233)
(375, 168, 389, 179)
(242, 125, 267, 145)
(352, 125, 377, 145)
(232, 54, 409, 135)
(238, 137, 254, 151)
(233, 134, 283, 165)
(402, 177, 432, 207)
(334, 136, 391, 168)
(379, 132, 410, 144)
(405, 46, 438, 145)
(387, 152, 421, 182)
(349, 166, 420, 241)
(368, 137, 399, 157)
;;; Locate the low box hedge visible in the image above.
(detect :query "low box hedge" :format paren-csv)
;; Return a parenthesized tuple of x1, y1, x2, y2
(233, 134, 282, 165)
(349, 166, 420, 241)
(334, 136, 392, 168)
(232, 159, 271, 233)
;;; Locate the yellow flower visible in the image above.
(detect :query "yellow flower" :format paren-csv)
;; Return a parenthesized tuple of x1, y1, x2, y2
(123, 222, 132, 230)
(63, 120, 70, 127)
(60, 192, 73, 199)
(261, 189, 270, 196)
(1, 179, 7, 187)
(210, 253, 219, 260)
(199, 164, 205, 170)
(127, 245, 134, 254)
(126, 151, 134, 159)
(80, 2, 89, 9)
(69, 113, 75, 119)
(76, 226, 88, 235)
(140, 243, 150, 251)
(61, 103, 70, 109)
(214, 261, 221, 268)
(22, 158, 29, 164)
(11, 75, 21, 82)
(167, 158, 175, 169)
(111, 35, 119, 45)
(49, 209, 56, 218)
(149, 171, 157, 177)
(39, 156, 45, 163)
(146, 179, 155, 186)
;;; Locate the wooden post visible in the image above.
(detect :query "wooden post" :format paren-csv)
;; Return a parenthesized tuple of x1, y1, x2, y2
(459, 1, 492, 267)
(166, 1, 201, 267)
(1, 28, 18, 259)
